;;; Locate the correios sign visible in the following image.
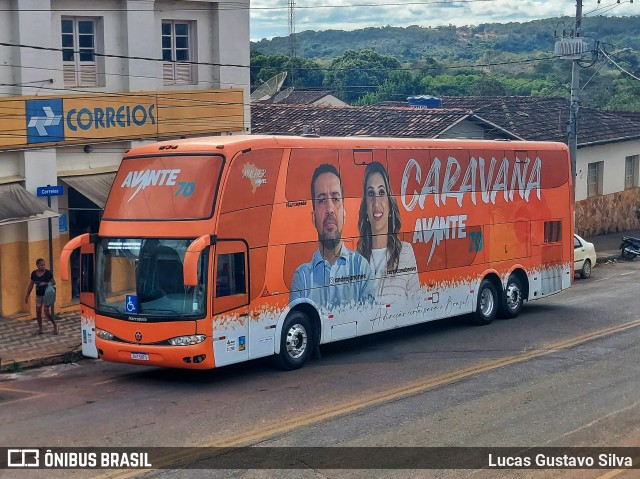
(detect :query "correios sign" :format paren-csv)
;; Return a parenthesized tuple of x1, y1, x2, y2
(66, 104, 156, 132)
(2, 89, 244, 149)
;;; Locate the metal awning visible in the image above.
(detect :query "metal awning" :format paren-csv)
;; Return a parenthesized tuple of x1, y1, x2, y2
(0, 183, 59, 226)
(61, 172, 116, 209)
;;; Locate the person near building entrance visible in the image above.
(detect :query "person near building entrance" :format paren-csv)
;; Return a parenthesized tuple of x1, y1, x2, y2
(25, 258, 58, 335)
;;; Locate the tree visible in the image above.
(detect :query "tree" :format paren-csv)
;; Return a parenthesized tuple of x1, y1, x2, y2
(250, 51, 325, 91)
(356, 70, 423, 105)
(323, 50, 401, 103)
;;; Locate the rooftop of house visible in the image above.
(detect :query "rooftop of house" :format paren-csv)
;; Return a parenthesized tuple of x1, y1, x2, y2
(251, 103, 519, 139)
(252, 95, 640, 147)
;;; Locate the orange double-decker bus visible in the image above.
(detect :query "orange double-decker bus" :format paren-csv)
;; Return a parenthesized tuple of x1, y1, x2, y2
(61, 135, 573, 370)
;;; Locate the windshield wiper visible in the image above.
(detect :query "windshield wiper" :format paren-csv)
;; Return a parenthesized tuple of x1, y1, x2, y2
(141, 307, 182, 315)
(97, 304, 122, 313)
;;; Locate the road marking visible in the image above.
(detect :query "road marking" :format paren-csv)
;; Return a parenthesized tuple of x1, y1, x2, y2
(596, 456, 640, 479)
(0, 385, 45, 406)
(93, 319, 640, 479)
(595, 277, 610, 282)
(620, 272, 635, 276)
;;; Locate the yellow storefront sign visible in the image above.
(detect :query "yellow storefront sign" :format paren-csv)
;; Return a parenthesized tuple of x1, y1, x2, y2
(0, 89, 244, 150)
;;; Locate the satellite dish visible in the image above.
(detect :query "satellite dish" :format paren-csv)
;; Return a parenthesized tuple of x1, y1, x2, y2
(272, 87, 294, 103)
(250, 72, 288, 102)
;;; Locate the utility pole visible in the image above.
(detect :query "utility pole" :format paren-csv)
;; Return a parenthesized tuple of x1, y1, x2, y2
(288, 0, 296, 88)
(554, 2, 587, 201)
(568, 1, 583, 199)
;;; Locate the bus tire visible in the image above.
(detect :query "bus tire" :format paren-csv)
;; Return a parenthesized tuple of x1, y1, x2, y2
(275, 311, 313, 370)
(471, 279, 498, 325)
(498, 275, 523, 319)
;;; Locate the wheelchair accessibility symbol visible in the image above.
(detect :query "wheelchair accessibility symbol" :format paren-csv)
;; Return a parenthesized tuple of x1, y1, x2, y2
(125, 295, 138, 313)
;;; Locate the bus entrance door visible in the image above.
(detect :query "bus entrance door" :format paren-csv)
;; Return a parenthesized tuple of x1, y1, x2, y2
(79, 242, 98, 358)
(211, 240, 250, 367)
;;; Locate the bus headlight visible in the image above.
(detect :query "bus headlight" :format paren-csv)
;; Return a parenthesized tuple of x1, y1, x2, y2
(168, 335, 206, 346)
(96, 329, 114, 340)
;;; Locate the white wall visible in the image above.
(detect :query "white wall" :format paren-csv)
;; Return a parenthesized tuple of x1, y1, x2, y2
(56, 143, 129, 173)
(439, 120, 485, 139)
(16, 0, 62, 96)
(576, 140, 640, 201)
(214, 0, 251, 131)
(0, 151, 23, 180)
(0, 1, 18, 95)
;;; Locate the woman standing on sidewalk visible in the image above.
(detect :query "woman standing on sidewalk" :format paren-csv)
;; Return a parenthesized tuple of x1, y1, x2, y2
(25, 258, 58, 335)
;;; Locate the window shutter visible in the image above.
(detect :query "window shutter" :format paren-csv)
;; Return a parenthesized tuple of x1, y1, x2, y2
(175, 62, 193, 85)
(163, 61, 175, 85)
(63, 62, 77, 86)
(79, 62, 97, 86)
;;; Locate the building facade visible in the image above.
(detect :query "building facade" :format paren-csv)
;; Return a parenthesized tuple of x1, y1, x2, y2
(0, 0, 250, 317)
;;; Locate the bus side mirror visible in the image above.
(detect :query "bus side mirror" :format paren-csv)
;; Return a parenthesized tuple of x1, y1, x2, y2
(60, 233, 92, 281)
(184, 235, 216, 286)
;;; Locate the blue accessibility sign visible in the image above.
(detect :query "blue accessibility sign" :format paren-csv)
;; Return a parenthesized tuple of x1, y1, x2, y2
(26, 98, 65, 144)
(125, 295, 138, 314)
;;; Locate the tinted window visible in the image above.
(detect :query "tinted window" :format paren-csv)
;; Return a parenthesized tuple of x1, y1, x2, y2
(216, 253, 246, 297)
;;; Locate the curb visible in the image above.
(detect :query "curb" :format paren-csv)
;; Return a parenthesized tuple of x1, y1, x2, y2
(0, 348, 85, 373)
(596, 254, 620, 265)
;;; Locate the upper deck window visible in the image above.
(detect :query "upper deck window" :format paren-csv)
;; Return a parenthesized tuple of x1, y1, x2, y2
(103, 155, 223, 220)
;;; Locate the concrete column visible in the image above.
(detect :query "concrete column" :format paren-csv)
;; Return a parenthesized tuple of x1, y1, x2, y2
(123, 0, 159, 91)
(23, 149, 60, 316)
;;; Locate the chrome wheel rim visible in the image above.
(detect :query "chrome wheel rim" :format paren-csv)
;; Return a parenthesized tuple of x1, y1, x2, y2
(480, 288, 495, 317)
(505, 283, 521, 311)
(286, 323, 308, 359)
(583, 261, 591, 276)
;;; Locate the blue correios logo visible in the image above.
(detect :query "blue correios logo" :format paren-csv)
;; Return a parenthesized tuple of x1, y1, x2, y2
(26, 98, 64, 144)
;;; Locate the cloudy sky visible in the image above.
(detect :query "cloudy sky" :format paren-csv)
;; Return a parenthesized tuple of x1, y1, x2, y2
(250, 0, 637, 41)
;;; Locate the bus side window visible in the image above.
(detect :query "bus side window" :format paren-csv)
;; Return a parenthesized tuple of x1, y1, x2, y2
(216, 252, 246, 297)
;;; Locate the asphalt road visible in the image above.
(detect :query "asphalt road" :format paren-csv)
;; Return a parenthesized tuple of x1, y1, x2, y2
(2, 260, 639, 479)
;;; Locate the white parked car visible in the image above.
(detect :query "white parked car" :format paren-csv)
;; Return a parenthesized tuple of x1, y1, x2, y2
(574, 234, 597, 279)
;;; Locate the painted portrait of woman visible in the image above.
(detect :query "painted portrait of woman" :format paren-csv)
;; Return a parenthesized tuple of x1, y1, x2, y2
(357, 161, 419, 302)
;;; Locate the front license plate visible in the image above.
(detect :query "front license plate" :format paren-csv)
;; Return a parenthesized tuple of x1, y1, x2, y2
(131, 352, 149, 361)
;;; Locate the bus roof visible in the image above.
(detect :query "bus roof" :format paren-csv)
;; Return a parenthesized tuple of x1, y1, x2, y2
(124, 135, 569, 157)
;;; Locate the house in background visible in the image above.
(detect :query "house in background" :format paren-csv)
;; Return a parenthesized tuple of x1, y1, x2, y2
(258, 89, 347, 107)
(252, 96, 640, 237)
(439, 97, 640, 237)
(0, 0, 250, 317)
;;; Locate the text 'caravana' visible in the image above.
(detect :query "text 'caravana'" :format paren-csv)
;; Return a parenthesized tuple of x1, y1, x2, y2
(401, 155, 542, 211)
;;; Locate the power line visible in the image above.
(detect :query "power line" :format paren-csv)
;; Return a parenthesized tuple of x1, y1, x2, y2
(0, 42, 249, 69)
(599, 46, 640, 80)
(0, 0, 497, 13)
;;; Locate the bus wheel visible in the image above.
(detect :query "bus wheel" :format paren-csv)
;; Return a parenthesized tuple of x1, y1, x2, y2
(471, 279, 498, 325)
(275, 312, 313, 370)
(498, 275, 523, 319)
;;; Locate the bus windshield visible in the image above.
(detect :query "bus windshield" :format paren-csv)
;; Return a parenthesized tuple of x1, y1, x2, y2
(96, 238, 208, 319)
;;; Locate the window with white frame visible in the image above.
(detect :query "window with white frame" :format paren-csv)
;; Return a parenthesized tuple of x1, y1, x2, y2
(62, 17, 101, 87)
(162, 21, 196, 85)
(625, 155, 639, 189)
(587, 161, 603, 197)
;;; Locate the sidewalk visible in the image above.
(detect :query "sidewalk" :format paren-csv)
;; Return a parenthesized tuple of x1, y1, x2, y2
(0, 310, 83, 372)
(1, 229, 638, 372)
(587, 228, 640, 263)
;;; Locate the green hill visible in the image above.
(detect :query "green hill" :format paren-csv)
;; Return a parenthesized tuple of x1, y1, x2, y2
(250, 15, 640, 110)
(251, 15, 640, 63)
